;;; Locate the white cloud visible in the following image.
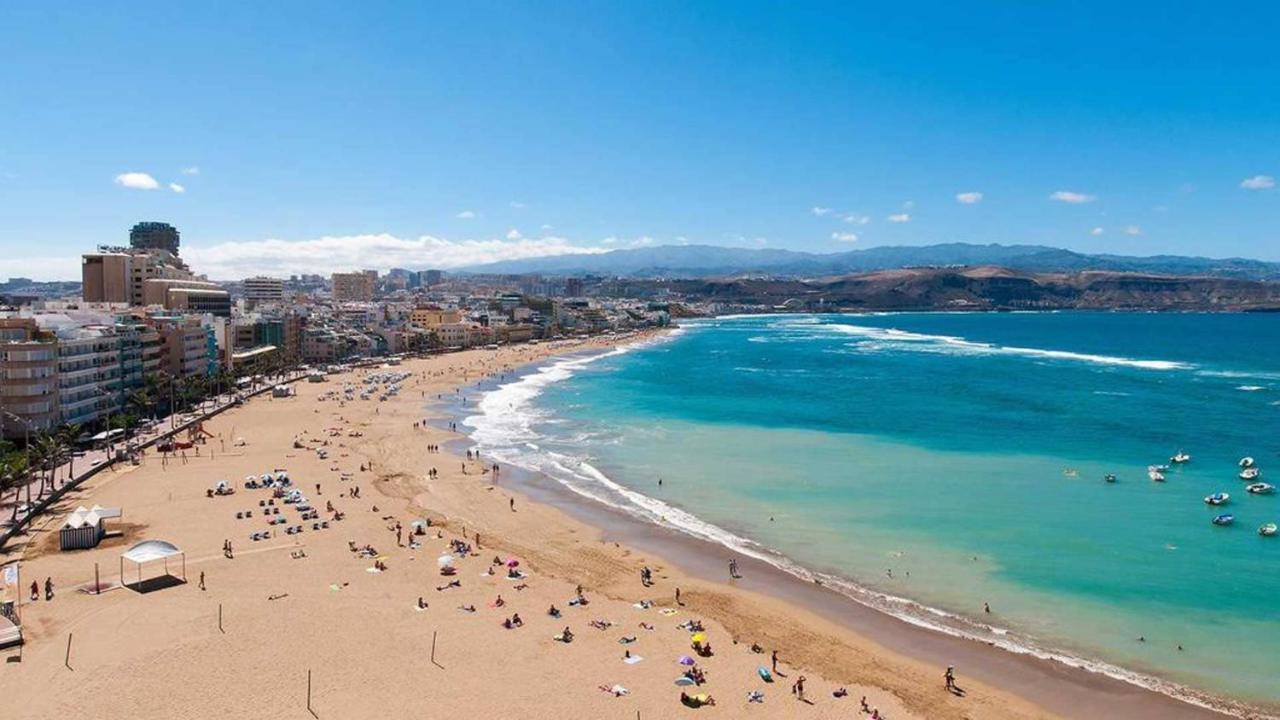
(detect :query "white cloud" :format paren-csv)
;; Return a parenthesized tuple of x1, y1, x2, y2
(1090, 227, 1105, 236)
(599, 235, 656, 249)
(509, 201, 527, 209)
(1240, 175, 1275, 190)
(456, 210, 477, 219)
(1122, 225, 1142, 236)
(505, 228, 522, 240)
(842, 213, 871, 225)
(169, 182, 185, 194)
(811, 206, 833, 216)
(831, 232, 859, 243)
(540, 224, 554, 231)
(114, 172, 160, 190)
(955, 192, 983, 204)
(181, 166, 200, 175)
(887, 213, 911, 223)
(3, 254, 82, 281)
(183, 232, 609, 279)
(1049, 190, 1096, 204)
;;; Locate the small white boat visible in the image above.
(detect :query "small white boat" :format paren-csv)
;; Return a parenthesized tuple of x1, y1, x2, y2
(1171, 451, 1192, 464)
(1240, 457, 1256, 469)
(1148, 469, 1167, 482)
(1204, 492, 1230, 506)
(1104, 473, 1117, 483)
(1212, 513, 1234, 526)
(1149, 464, 1170, 473)
(1259, 523, 1278, 537)
(1247, 482, 1275, 495)
(1240, 467, 1261, 481)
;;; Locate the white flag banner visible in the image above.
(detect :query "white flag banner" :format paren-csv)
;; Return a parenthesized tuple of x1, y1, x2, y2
(1, 563, 16, 586)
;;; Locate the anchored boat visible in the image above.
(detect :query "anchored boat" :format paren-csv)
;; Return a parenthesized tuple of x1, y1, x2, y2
(1260, 523, 1278, 537)
(1204, 492, 1231, 506)
(1212, 514, 1235, 526)
(1247, 482, 1275, 495)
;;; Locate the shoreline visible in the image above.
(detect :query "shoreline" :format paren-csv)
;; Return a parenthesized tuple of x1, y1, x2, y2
(450, 336, 1265, 719)
(0, 333, 1261, 719)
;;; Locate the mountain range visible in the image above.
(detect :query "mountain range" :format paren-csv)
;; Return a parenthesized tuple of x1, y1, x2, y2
(461, 243, 1280, 281)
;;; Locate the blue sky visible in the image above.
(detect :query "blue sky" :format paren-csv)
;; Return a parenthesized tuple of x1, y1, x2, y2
(1, 2, 1278, 280)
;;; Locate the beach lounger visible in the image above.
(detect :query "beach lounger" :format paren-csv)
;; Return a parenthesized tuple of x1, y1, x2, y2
(312, 523, 320, 531)
(236, 511, 244, 519)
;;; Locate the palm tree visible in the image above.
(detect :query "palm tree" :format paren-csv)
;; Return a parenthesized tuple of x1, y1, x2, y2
(56, 423, 83, 486)
(0, 444, 29, 522)
(30, 432, 60, 500)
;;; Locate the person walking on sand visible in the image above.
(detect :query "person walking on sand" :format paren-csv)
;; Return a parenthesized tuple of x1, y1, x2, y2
(675, 587, 682, 605)
(44, 577, 54, 601)
(30, 580, 39, 602)
(199, 571, 206, 591)
(944, 665, 956, 691)
(771, 650, 779, 673)
(729, 558, 740, 579)
(509, 497, 515, 512)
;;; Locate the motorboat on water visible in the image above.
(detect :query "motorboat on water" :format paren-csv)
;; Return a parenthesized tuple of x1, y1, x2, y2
(1171, 451, 1192, 464)
(1148, 469, 1166, 482)
(1212, 514, 1235, 526)
(1240, 456, 1256, 469)
(1260, 523, 1278, 537)
(1149, 464, 1170, 473)
(1247, 482, 1275, 495)
(1104, 473, 1117, 483)
(1204, 492, 1231, 506)
(1239, 467, 1261, 481)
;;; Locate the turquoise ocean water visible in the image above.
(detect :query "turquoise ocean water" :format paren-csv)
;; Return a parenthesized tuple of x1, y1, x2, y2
(465, 313, 1280, 711)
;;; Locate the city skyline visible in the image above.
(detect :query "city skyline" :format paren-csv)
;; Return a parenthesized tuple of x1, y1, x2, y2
(3, 2, 1279, 280)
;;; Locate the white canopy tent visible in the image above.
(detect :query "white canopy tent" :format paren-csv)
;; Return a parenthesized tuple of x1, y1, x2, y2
(120, 540, 186, 591)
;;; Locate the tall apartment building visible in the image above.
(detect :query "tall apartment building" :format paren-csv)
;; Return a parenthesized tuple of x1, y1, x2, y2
(151, 315, 215, 379)
(0, 318, 60, 438)
(332, 272, 376, 302)
(243, 276, 285, 304)
(130, 221, 180, 255)
(54, 325, 126, 428)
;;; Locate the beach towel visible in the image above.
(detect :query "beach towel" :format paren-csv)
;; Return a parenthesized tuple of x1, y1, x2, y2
(623, 655, 644, 665)
(659, 608, 678, 616)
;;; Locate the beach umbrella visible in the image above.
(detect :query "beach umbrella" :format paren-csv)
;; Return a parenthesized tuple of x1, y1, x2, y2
(506, 559, 520, 568)
(690, 632, 706, 644)
(678, 655, 696, 666)
(437, 555, 455, 568)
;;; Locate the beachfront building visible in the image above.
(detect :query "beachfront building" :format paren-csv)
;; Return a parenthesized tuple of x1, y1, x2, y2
(150, 315, 215, 379)
(229, 344, 278, 375)
(53, 325, 126, 428)
(0, 318, 60, 438)
(409, 306, 462, 328)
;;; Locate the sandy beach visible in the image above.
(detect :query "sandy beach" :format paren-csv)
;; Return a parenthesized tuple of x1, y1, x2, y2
(0, 334, 1233, 719)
